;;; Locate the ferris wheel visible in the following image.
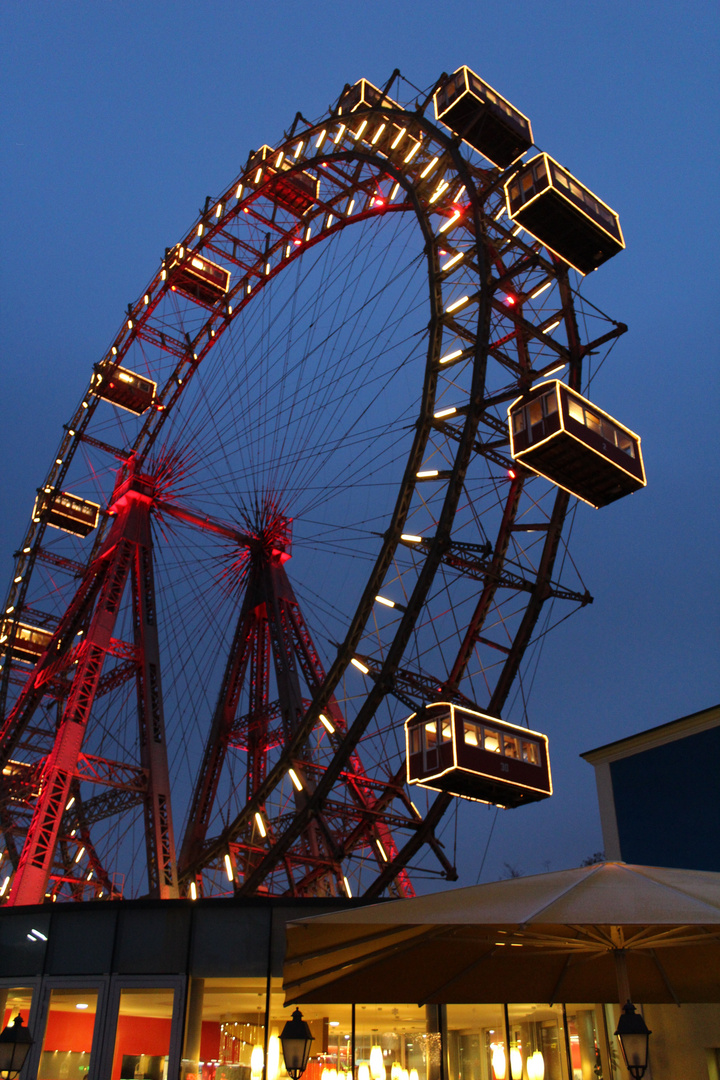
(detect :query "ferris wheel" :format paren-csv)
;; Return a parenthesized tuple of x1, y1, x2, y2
(0, 68, 638, 905)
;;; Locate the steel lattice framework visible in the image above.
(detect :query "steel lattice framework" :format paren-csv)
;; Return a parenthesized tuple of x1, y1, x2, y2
(0, 70, 627, 905)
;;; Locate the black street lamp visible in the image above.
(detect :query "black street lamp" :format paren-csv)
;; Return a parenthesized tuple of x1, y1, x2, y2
(0, 1015, 34, 1080)
(280, 1008, 314, 1080)
(614, 1001, 651, 1080)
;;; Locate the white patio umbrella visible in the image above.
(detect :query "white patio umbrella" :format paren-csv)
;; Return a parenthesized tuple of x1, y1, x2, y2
(283, 863, 720, 1005)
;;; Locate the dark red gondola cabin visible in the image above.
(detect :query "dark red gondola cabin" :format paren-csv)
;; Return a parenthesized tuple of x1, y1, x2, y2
(504, 153, 624, 275)
(248, 145, 320, 216)
(508, 380, 646, 508)
(166, 247, 231, 308)
(33, 491, 100, 538)
(434, 67, 533, 169)
(1, 621, 54, 665)
(92, 364, 156, 415)
(405, 702, 552, 809)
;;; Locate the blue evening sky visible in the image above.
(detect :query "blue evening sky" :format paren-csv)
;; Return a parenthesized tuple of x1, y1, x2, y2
(1, 1, 718, 886)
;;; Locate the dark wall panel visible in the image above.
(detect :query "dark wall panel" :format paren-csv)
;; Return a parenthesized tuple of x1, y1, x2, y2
(610, 727, 720, 870)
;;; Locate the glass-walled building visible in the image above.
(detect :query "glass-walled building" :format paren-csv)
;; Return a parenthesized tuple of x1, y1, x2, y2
(1, 896, 718, 1080)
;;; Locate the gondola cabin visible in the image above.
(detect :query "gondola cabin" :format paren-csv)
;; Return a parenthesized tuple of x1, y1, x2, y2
(337, 79, 399, 115)
(166, 246, 230, 307)
(434, 67, 533, 169)
(508, 381, 646, 508)
(0, 621, 54, 665)
(92, 364, 156, 415)
(247, 145, 320, 215)
(405, 702, 551, 808)
(504, 154, 624, 274)
(33, 491, 100, 538)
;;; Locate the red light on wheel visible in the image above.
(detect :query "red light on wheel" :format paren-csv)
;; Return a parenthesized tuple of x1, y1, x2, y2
(503, 294, 516, 306)
(508, 469, 517, 480)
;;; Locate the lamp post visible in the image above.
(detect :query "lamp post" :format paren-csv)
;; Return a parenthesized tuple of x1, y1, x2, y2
(614, 1002, 651, 1080)
(280, 1008, 314, 1080)
(0, 1015, 34, 1080)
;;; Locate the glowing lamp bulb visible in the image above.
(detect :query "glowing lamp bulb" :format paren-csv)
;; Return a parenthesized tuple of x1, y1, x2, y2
(508, 469, 517, 480)
(251, 1044, 264, 1077)
(510, 1047, 523, 1080)
(527, 1051, 545, 1080)
(369, 1046, 384, 1080)
(491, 1044, 506, 1080)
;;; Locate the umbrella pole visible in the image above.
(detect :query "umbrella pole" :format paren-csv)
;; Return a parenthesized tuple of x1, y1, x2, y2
(614, 949, 631, 1006)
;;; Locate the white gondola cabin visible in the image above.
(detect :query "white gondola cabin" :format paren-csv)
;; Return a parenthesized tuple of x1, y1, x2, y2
(434, 67, 533, 169)
(248, 146, 320, 215)
(92, 364, 156, 415)
(504, 153, 624, 274)
(508, 380, 646, 508)
(405, 702, 551, 808)
(0, 621, 54, 664)
(33, 491, 100, 538)
(166, 246, 230, 307)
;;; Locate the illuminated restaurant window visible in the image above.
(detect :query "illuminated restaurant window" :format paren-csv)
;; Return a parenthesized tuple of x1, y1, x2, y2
(0, 986, 34, 1035)
(37, 988, 100, 1080)
(110, 988, 177, 1080)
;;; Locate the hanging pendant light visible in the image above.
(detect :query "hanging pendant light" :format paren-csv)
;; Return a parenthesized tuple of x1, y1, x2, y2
(268, 1035, 281, 1080)
(510, 1046, 523, 1080)
(251, 1044, 265, 1078)
(526, 1050, 545, 1080)
(358, 1065, 371, 1080)
(369, 1046, 384, 1080)
(490, 1043, 506, 1080)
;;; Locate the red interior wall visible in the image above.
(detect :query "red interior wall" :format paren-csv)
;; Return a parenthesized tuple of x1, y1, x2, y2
(43, 1009, 96, 1051)
(111, 1016, 172, 1080)
(200, 1021, 221, 1060)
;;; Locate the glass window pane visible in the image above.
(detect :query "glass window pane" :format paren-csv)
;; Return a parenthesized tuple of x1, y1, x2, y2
(38, 988, 99, 1080)
(568, 398, 584, 424)
(565, 1006, 605, 1080)
(483, 729, 500, 753)
(0, 986, 34, 1031)
(463, 722, 480, 747)
(447, 1005, 506, 1080)
(521, 741, 539, 766)
(111, 988, 175, 1080)
(502, 736, 520, 759)
(506, 1004, 567, 1080)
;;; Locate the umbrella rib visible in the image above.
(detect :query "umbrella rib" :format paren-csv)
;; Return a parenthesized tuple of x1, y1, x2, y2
(517, 863, 606, 927)
(284, 925, 447, 993)
(548, 952, 573, 1006)
(286, 924, 425, 966)
(624, 865, 720, 915)
(649, 948, 681, 1006)
(417, 945, 499, 1005)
